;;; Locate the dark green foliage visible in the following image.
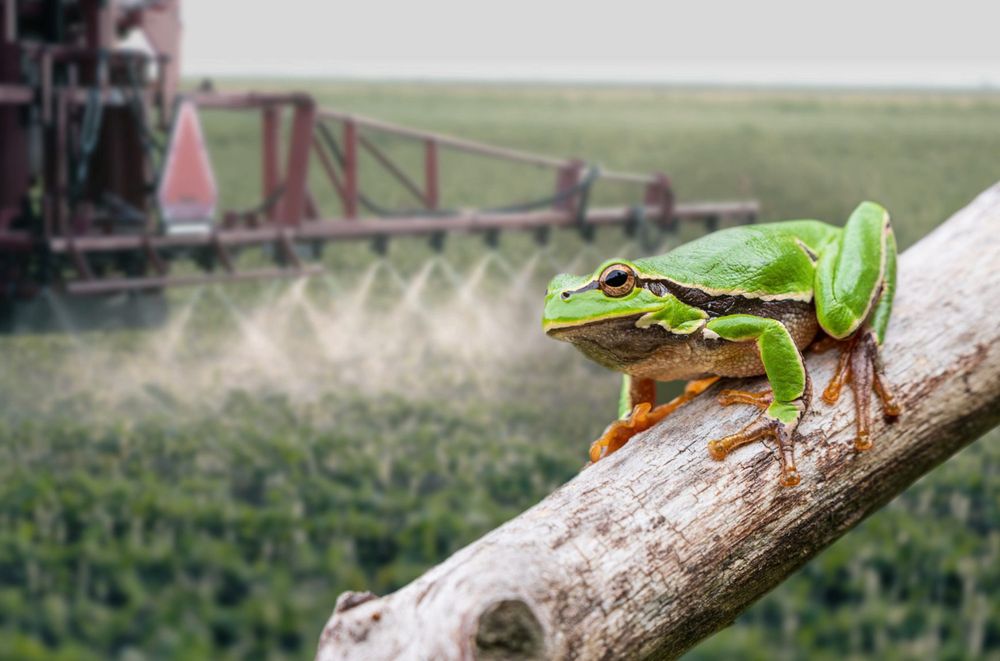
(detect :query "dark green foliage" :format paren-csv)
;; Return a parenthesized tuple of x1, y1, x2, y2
(0, 394, 583, 658)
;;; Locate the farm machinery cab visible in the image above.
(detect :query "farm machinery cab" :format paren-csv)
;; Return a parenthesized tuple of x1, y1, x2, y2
(0, 0, 758, 332)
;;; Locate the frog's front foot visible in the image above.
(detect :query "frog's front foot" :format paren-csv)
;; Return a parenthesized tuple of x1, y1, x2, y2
(821, 331, 902, 450)
(589, 402, 655, 462)
(707, 399, 806, 487)
(589, 376, 719, 463)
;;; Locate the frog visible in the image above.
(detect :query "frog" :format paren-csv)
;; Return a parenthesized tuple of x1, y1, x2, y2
(542, 201, 902, 486)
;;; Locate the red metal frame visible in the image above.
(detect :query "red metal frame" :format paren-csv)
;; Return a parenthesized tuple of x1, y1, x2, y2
(342, 118, 359, 219)
(262, 105, 283, 221)
(424, 139, 439, 210)
(0, 0, 758, 301)
(279, 100, 315, 226)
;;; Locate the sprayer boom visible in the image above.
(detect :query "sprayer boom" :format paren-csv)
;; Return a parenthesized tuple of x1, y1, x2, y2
(0, 0, 757, 325)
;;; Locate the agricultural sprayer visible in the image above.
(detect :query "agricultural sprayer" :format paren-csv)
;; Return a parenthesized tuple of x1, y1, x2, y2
(0, 0, 758, 330)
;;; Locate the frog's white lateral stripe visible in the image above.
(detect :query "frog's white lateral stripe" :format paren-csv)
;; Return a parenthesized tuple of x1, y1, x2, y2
(542, 306, 664, 333)
(632, 272, 815, 303)
(634, 313, 706, 335)
(545, 309, 709, 337)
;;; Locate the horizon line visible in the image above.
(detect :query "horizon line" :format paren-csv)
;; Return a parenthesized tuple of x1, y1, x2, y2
(181, 72, 1000, 94)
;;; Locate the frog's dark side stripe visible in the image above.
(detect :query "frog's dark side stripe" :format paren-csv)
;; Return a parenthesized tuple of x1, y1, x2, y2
(640, 278, 809, 319)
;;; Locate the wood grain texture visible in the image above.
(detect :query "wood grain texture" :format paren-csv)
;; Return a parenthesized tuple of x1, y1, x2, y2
(316, 185, 1000, 661)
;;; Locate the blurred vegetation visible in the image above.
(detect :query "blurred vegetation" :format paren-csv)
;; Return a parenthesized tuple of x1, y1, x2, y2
(0, 394, 588, 660)
(0, 83, 998, 659)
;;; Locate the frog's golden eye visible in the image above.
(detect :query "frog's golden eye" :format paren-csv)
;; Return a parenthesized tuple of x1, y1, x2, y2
(598, 264, 636, 298)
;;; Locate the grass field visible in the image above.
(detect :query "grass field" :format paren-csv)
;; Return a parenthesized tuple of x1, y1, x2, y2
(0, 83, 998, 659)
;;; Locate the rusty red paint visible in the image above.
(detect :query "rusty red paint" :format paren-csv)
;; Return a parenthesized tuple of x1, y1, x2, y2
(279, 100, 315, 226)
(554, 160, 585, 214)
(424, 139, 439, 210)
(342, 120, 359, 219)
(644, 173, 675, 225)
(262, 106, 283, 221)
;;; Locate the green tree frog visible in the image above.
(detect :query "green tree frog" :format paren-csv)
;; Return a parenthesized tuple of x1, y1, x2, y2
(542, 201, 902, 486)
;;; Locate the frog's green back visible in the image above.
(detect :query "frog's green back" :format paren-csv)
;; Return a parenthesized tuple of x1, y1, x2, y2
(634, 220, 840, 300)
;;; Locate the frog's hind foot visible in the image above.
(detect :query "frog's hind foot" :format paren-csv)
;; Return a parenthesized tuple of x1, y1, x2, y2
(589, 376, 720, 463)
(707, 402, 805, 487)
(821, 331, 902, 450)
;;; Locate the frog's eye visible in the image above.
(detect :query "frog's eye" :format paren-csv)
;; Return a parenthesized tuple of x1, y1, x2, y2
(598, 264, 636, 298)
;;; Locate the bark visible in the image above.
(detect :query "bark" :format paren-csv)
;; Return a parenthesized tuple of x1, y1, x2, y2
(316, 184, 1000, 660)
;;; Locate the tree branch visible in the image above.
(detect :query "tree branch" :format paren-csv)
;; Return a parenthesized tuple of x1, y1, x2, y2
(316, 184, 1000, 660)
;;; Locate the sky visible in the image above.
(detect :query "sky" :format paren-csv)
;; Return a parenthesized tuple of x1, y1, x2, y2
(180, 1, 1000, 88)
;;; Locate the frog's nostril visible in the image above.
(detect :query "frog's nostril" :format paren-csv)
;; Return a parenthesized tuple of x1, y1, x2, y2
(561, 291, 571, 300)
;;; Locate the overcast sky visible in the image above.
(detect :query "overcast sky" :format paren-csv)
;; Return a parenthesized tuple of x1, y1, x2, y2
(181, 1, 1000, 87)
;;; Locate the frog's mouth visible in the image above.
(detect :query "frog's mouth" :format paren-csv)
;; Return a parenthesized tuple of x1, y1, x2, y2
(547, 313, 687, 369)
(545, 313, 643, 340)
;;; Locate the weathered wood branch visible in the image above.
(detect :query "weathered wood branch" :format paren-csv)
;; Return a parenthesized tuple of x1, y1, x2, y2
(316, 185, 1000, 660)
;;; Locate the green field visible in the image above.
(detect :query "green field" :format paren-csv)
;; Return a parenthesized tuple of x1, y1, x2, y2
(1, 83, 998, 659)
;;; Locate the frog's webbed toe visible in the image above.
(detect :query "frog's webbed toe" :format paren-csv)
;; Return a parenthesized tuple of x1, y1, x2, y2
(821, 331, 902, 450)
(589, 402, 654, 463)
(717, 388, 773, 410)
(589, 376, 719, 463)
